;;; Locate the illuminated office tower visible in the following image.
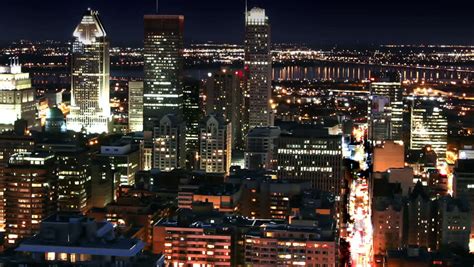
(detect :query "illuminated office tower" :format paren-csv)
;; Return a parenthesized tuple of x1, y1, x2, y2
(143, 15, 184, 131)
(153, 114, 186, 171)
(205, 69, 245, 149)
(275, 126, 343, 194)
(68, 9, 111, 134)
(0, 60, 36, 129)
(410, 96, 448, 161)
(369, 72, 404, 142)
(128, 81, 144, 132)
(199, 114, 232, 175)
(245, 7, 273, 129)
(2, 152, 57, 247)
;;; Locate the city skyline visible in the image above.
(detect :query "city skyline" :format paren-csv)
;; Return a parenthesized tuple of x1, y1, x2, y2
(0, 1, 474, 266)
(1, 0, 474, 46)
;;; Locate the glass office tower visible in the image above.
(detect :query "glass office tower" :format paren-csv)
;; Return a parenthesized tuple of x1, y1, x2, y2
(68, 9, 111, 134)
(143, 15, 184, 131)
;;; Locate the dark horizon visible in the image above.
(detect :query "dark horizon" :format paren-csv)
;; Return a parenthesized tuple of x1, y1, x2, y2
(1, 0, 473, 46)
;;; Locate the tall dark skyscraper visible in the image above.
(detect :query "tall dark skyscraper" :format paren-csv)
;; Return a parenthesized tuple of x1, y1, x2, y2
(143, 15, 184, 131)
(67, 9, 110, 134)
(204, 69, 245, 149)
(183, 78, 202, 169)
(245, 7, 273, 129)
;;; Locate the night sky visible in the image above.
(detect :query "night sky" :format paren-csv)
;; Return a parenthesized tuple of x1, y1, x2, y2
(1, 0, 473, 46)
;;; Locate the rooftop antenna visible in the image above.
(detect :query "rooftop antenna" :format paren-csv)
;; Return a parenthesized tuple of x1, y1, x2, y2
(245, 0, 248, 24)
(156, 0, 159, 14)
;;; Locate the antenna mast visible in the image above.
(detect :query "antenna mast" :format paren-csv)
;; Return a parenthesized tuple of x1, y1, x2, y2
(156, 0, 159, 14)
(245, 0, 248, 24)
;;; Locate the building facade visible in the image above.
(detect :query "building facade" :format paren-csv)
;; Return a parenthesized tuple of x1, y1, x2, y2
(454, 159, 474, 251)
(275, 127, 343, 194)
(183, 78, 201, 169)
(369, 71, 404, 142)
(410, 96, 448, 161)
(128, 81, 144, 132)
(97, 142, 139, 186)
(372, 197, 404, 256)
(244, 126, 281, 170)
(199, 114, 232, 175)
(244, 225, 337, 266)
(0, 61, 36, 129)
(245, 7, 273, 129)
(153, 222, 232, 266)
(68, 9, 111, 134)
(204, 69, 245, 149)
(153, 114, 186, 171)
(143, 15, 184, 131)
(2, 152, 57, 247)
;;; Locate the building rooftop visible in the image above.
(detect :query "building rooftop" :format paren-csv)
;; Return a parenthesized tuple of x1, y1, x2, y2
(16, 213, 144, 257)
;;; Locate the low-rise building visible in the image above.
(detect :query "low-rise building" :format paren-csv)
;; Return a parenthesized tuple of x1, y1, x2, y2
(15, 214, 148, 266)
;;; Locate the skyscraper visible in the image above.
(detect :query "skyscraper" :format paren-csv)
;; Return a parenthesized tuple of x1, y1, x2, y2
(143, 15, 184, 131)
(183, 78, 202, 169)
(204, 69, 245, 149)
(410, 95, 448, 161)
(245, 7, 273, 129)
(67, 9, 111, 134)
(369, 71, 404, 142)
(128, 81, 144, 132)
(0, 60, 36, 130)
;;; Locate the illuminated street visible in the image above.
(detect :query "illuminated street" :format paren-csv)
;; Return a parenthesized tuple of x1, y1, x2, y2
(347, 128, 373, 267)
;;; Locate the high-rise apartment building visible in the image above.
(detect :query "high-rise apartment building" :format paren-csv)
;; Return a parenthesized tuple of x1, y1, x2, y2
(199, 114, 232, 175)
(410, 95, 448, 161)
(153, 114, 186, 171)
(128, 81, 144, 132)
(369, 71, 404, 142)
(205, 69, 245, 149)
(245, 7, 273, 129)
(2, 152, 57, 247)
(67, 9, 111, 134)
(143, 15, 184, 131)
(0, 61, 36, 130)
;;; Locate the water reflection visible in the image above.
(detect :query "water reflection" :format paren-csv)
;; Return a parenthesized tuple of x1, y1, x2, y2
(113, 64, 473, 82)
(272, 64, 473, 81)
